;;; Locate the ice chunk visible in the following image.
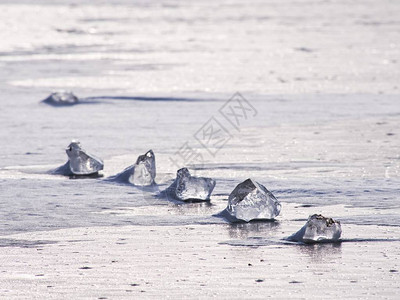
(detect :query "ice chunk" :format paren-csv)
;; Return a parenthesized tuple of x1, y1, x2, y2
(65, 140, 103, 175)
(166, 168, 215, 201)
(288, 214, 342, 243)
(111, 150, 156, 186)
(130, 150, 156, 186)
(42, 91, 79, 106)
(225, 178, 281, 222)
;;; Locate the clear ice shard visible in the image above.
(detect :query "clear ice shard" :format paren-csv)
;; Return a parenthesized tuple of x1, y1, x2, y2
(111, 150, 156, 186)
(65, 140, 104, 175)
(42, 91, 79, 106)
(287, 214, 342, 243)
(225, 178, 281, 222)
(166, 168, 216, 201)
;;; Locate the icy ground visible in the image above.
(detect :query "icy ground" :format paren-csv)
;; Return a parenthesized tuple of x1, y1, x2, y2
(0, 0, 399, 298)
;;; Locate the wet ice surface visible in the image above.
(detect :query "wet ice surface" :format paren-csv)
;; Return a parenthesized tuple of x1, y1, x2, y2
(0, 0, 399, 297)
(0, 92, 399, 233)
(0, 175, 221, 235)
(1, 171, 399, 236)
(0, 94, 399, 234)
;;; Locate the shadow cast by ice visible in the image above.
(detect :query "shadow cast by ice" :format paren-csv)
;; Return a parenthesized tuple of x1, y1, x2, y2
(51, 162, 103, 179)
(68, 173, 104, 179)
(41, 98, 101, 107)
(41, 92, 210, 107)
(213, 209, 280, 223)
(220, 235, 400, 249)
(290, 237, 400, 245)
(83, 95, 212, 102)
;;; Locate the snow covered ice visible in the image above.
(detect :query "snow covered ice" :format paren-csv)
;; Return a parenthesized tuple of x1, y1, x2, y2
(111, 150, 156, 186)
(53, 141, 103, 176)
(165, 168, 216, 201)
(42, 91, 79, 106)
(288, 214, 342, 243)
(225, 179, 281, 222)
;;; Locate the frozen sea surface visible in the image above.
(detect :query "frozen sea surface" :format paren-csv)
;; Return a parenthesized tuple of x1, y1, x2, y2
(0, 0, 399, 297)
(0, 92, 399, 235)
(0, 0, 399, 230)
(0, 0, 398, 231)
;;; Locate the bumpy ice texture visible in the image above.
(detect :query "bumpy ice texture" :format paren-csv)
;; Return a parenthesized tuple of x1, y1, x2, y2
(288, 214, 342, 243)
(226, 178, 281, 222)
(166, 168, 216, 201)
